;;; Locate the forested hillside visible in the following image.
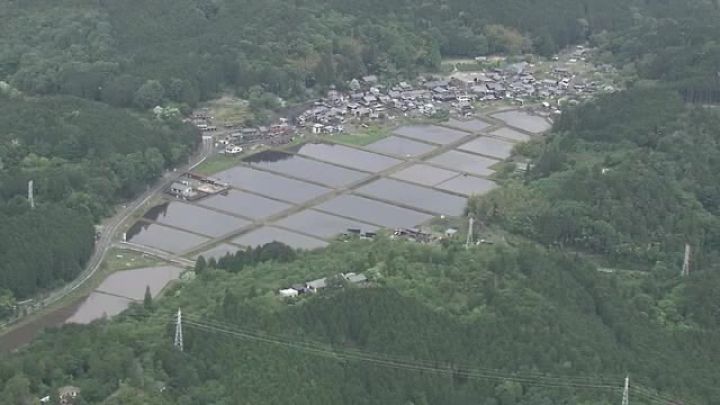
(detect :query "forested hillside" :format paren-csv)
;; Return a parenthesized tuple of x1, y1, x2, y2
(4, 0, 720, 403)
(0, 92, 198, 302)
(3, 0, 711, 106)
(2, 240, 718, 404)
(472, 86, 720, 271)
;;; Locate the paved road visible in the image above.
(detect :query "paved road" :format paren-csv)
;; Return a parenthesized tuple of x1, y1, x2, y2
(1, 138, 214, 329)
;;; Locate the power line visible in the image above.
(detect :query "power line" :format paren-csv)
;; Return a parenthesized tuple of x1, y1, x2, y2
(179, 316, 623, 393)
(179, 313, 622, 385)
(156, 312, 691, 404)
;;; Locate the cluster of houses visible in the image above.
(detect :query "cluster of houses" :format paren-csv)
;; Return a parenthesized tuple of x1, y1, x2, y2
(448, 62, 614, 111)
(191, 48, 617, 150)
(279, 272, 369, 298)
(167, 173, 230, 201)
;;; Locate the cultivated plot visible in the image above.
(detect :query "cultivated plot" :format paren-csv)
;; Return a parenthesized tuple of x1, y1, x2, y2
(214, 166, 331, 203)
(232, 226, 328, 250)
(193, 243, 243, 260)
(390, 164, 460, 187)
(446, 118, 491, 133)
(66, 293, 132, 325)
(365, 136, 436, 158)
(246, 151, 369, 187)
(356, 178, 467, 216)
(144, 201, 250, 237)
(457, 137, 515, 160)
(428, 150, 499, 177)
(274, 209, 378, 239)
(392, 125, 468, 145)
(95, 266, 183, 301)
(126, 221, 209, 254)
(199, 189, 292, 219)
(436, 175, 497, 196)
(492, 110, 551, 133)
(315, 194, 434, 228)
(489, 127, 531, 142)
(296, 143, 401, 172)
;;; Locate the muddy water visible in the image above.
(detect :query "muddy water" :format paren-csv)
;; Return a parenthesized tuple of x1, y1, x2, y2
(246, 150, 369, 187)
(296, 143, 401, 172)
(214, 165, 331, 203)
(315, 194, 434, 228)
(0, 299, 82, 353)
(199, 189, 291, 219)
(144, 201, 250, 237)
(490, 127, 531, 142)
(0, 265, 183, 351)
(365, 136, 436, 157)
(492, 111, 551, 133)
(66, 266, 183, 325)
(393, 125, 468, 145)
(274, 209, 378, 239)
(436, 175, 498, 196)
(232, 226, 328, 250)
(391, 164, 460, 187)
(126, 221, 209, 253)
(355, 178, 467, 216)
(457, 136, 515, 159)
(446, 118, 491, 133)
(428, 150, 499, 177)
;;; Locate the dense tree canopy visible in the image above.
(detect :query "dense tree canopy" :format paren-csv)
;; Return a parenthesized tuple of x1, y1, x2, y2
(0, 93, 197, 301)
(1, 240, 718, 404)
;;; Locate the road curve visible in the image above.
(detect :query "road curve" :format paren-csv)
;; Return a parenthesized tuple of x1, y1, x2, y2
(1, 138, 213, 329)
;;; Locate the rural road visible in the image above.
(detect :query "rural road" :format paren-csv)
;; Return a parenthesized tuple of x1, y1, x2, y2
(1, 137, 214, 329)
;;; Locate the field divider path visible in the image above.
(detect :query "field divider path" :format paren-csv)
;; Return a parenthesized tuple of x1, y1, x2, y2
(184, 116, 498, 256)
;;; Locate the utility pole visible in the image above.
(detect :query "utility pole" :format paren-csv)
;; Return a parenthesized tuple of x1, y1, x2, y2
(681, 243, 691, 277)
(621, 375, 629, 405)
(465, 216, 474, 249)
(174, 308, 183, 352)
(28, 180, 35, 209)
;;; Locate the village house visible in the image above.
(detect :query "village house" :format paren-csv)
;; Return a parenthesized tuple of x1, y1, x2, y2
(168, 181, 195, 199)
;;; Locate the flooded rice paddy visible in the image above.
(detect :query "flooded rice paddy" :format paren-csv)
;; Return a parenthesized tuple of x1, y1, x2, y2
(315, 194, 435, 228)
(446, 118, 491, 133)
(246, 151, 369, 187)
(199, 190, 292, 219)
(144, 201, 250, 237)
(392, 125, 468, 145)
(275, 209, 378, 239)
(428, 150, 499, 177)
(296, 143, 401, 172)
(127, 221, 209, 253)
(436, 175, 498, 196)
(2, 110, 549, 352)
(489, 127, 531, 142)
(214, 165, 331, 203)
(123, 113, 547, 259)
(492, 110, 551, 133)
(232, 226, 328, 249)
(457, 136, 515, 159)
(193, 243, 243, 260)
(355, 178, 467, 216)
(365, 136, 436, 157)
(390, 164, 460, 187)
(66, 266, 183, 324)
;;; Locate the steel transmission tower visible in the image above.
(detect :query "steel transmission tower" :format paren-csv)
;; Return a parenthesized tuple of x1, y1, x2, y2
(621, 375, 629, 405)
(28, 180, 35, 209)
(681, 243, 691, 277)
(174, 308, 184, 352)
(465, 216, 474, 249)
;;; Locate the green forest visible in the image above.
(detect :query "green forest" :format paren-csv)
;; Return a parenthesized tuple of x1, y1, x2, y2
(3, 0, 720, 403)
(0, 93, 198, 303)
(2, 239, 720, 404)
